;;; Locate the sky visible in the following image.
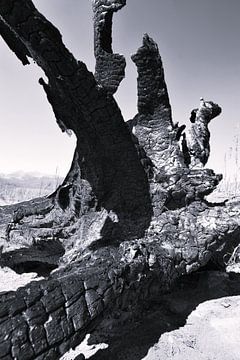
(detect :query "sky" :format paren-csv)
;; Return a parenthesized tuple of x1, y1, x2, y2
(0, 0, 240, 178)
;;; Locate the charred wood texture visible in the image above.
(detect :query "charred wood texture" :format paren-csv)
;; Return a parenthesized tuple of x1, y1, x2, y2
(93, 0, 126, 95)
(186, 97, 222, 167)
(0, 1, 240, 359)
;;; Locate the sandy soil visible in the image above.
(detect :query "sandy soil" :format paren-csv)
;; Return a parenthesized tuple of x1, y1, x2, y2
(60, 334, 108, 360)
(0, 266, 43, 292)
(143, 295, 240, 360)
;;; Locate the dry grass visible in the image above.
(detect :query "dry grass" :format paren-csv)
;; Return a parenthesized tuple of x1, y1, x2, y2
(220, 133, 240, 197)
(0, 173, 62, 205)
(226, 244, 240, 273)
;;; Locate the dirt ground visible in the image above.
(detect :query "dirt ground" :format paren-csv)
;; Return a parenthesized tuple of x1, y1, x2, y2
(143, 295, 240, 360)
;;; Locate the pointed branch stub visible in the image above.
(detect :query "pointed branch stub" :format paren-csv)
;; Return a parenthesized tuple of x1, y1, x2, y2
(186, 98, 222, 167)
(132, 34, 172, 128)
(93, 0, 126, 94)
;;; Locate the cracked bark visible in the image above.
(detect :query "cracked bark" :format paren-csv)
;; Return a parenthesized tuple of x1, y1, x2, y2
(0, 0, 240, 359)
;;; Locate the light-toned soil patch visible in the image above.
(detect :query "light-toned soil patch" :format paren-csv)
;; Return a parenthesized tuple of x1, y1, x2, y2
(143, 296, 240, 360)
(60, 334, 108, 360)
(0, 266, 43, 292)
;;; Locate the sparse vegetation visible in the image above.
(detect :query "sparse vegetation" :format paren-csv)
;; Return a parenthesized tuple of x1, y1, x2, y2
(226, 244, 240, 273)
(220, 133, 240, 197)
(0, 172, 62, 205)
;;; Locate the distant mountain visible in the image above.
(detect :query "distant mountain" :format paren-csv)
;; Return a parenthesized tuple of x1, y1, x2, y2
(0, 172, 63, 206)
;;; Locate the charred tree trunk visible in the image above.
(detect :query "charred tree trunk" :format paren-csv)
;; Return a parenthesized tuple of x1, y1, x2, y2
(0, 1, 240, 359)
(1, 0, 153, 252)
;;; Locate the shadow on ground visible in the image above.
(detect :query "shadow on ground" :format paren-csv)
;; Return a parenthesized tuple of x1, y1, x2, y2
(87, 270, 240, 360)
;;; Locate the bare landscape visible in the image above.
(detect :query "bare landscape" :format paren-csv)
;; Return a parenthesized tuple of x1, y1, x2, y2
(0, 172, 62, 206)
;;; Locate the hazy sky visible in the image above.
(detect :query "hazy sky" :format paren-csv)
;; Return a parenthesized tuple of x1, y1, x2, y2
(0, 0, 239, 177)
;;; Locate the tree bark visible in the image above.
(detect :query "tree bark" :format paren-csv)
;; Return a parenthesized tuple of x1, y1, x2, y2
(0, 1, 240, 359)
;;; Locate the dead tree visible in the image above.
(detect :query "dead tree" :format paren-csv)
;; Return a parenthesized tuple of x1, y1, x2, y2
(0, 1, 240, 359)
